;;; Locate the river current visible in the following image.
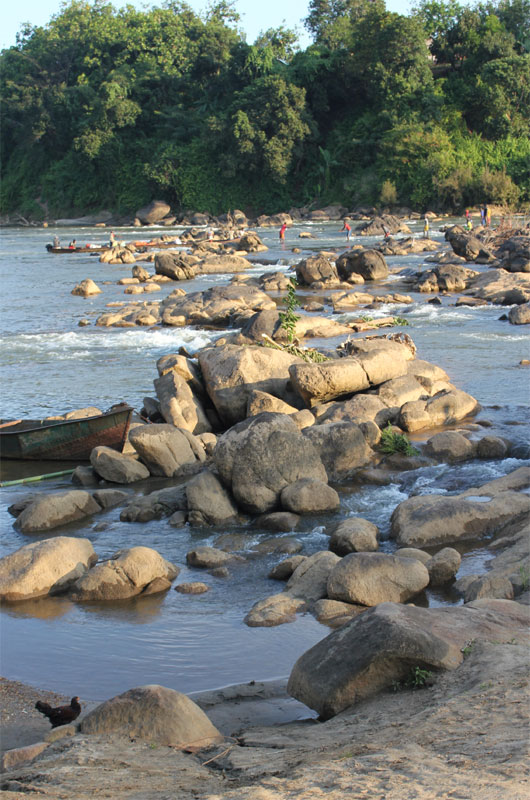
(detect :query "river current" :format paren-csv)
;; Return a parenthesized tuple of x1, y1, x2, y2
(0, 219, 528, 701)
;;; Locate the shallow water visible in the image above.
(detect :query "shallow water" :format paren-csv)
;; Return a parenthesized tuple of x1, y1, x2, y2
(1, 219, 529, 700)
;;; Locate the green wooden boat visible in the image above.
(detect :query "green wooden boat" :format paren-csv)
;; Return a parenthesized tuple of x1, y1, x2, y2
(0, 405, 133, 461)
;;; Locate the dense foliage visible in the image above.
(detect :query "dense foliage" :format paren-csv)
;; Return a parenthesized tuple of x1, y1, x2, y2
(1, 0, 529, 217)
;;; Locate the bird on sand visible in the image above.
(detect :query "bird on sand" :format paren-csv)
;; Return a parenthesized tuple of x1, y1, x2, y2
(35, 696, 81, 727)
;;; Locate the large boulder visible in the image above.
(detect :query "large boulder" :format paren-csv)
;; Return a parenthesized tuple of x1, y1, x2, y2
(129, 424, 206, 477)
(399, 389, 480, 432)
(0, 537, 97, 601)
(213, 413, 328, 514)
(90, 446, 150, 484)
(80, 684, 222, 747)
(154, 370, 212, 434)
(296, 255, 339, 286)
(303, 421, 373, 481)
(445, 228, 495, 262)
(509, 302, 530, 324)
(280, 478, 340, 514)
(287, 599, 528, 719)
(426, 547, 461, 585)
(154, 252, 198, 281)
(391, 471, 530, 547)
(244, 594, 306, 627)
(317, 394, 390, 427)
(199, 345, 303, 427)
(328, 518, 379, 555)
(423, 431, 476, 462)
(71, 279, 102, 297)
(289, 344, 410, 407)
(136, 201, 171, 225)
(198, 254, 252, 273)
(185, 470, 238, 526)
(69, 546, 179, 601)
(120, 485, 187, 523)
(336, 250, 389, 281)
(285, 550, 341, 604)
(327, 553, 429, 605)
(466, 268, 530, 305)
(14, 491, 102, 533)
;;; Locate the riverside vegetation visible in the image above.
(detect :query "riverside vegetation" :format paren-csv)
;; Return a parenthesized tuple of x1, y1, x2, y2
(1, 0, 529, 220)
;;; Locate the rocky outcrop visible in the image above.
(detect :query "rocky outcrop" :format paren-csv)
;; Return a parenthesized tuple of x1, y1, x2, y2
(327, 553, 430, 605)
(69, 546, 178, 601)
(466, 269, 530, 305)
(287, 599, 528, 719)
(80, 684, 222, 747)
(213, 413, 329, 514)
(0, 537, 97, 601)
(161, 285, 275, 327)
(13, 491, 103, 533)
(186, 546, 243, 569)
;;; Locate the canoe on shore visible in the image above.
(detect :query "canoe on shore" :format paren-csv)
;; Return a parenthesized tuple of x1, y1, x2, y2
(0, 405, 133, 461)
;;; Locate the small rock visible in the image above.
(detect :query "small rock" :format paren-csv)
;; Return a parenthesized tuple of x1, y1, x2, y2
(175, 582, 210, 594)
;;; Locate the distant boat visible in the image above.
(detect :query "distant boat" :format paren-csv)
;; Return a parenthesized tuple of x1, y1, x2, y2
(46, 244, 110, 254)
(0, 405, 133, 461)
(45, 239, 182, 254)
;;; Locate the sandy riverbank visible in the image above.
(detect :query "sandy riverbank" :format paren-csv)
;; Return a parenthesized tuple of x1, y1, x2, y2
(1, 605, 529, 799)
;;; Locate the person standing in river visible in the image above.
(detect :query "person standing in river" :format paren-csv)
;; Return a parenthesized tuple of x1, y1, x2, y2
(341, 220, 352, 241)
(279, 223, 287, 241)
(423, 217, 430, 239)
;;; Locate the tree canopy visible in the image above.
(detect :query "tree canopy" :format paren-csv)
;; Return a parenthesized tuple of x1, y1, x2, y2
(1, 0, 528, 217)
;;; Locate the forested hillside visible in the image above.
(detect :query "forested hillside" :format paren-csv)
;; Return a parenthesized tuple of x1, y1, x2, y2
(1, 0, 529, 217)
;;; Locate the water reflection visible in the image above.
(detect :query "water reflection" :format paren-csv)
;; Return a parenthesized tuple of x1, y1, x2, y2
(1, 595, 74, 620)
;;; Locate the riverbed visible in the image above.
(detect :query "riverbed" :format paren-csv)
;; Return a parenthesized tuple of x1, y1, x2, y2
(1, 218, 528, 701)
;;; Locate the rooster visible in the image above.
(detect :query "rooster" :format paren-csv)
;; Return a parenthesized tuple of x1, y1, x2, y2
(35, 696, 81, 728)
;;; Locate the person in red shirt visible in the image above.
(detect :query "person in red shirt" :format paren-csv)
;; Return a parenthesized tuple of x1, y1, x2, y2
(279, 223, 287, 241)
(341, 220, 351, 241)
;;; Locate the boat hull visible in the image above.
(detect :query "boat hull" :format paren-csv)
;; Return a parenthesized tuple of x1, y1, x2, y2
(0, 407, 133, 461)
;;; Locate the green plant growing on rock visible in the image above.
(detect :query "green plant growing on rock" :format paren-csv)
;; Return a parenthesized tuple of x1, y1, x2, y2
(393, 316, 410, 326)
(379, 424, 419, 456)
(279, 277, 300, 343)
(393, 665, 434, 691)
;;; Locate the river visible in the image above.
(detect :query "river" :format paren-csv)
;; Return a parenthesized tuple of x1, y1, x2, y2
(1, 218, 528, 701)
